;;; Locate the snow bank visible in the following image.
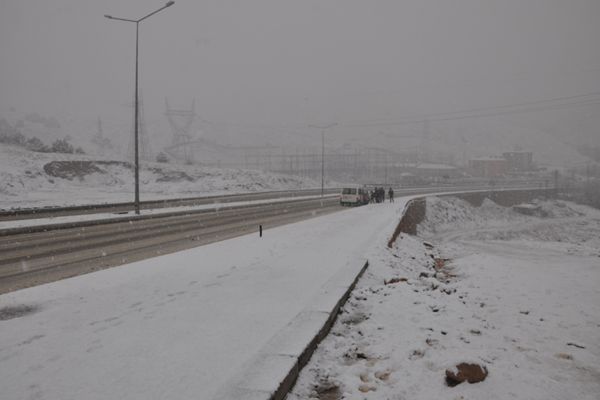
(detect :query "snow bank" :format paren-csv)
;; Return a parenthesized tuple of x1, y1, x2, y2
(419, 196, 600, 257)
(290, 198, 600, 399)
(418, 196, 520, 236)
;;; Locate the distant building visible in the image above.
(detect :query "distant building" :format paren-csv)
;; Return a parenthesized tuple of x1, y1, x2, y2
(408, 163, 460, 178)
(502, 151, 533, 172)
(469, 157, 508, 178)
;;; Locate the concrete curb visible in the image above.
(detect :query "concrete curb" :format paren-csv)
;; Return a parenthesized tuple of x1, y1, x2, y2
(212, 260, 369, 400)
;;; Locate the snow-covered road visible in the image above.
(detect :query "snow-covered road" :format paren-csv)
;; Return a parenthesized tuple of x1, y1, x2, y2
(0, 199, 406, 400)
(0, 194, 337, 230)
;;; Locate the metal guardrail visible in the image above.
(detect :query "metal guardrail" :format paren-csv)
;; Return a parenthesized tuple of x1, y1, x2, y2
(0, 195, 340, 237)
(0, 188, 341, 221)
(1, 180, 551, 219)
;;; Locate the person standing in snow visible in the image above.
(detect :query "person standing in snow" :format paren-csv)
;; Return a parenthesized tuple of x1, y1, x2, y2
(388, 187, 394, 203)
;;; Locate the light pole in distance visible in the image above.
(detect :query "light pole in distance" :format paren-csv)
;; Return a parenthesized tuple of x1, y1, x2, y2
(309, 123, 337, 197)
(105, 1, 175, 214)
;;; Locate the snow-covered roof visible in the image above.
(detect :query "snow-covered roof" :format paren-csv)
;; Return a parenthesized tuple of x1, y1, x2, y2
(470, 157, 508, 162)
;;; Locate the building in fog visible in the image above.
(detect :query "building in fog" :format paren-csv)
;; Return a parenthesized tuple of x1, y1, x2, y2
(469, 157, 509, 178)
(405, 163, 460, 179)
(502, 151, 533, 172)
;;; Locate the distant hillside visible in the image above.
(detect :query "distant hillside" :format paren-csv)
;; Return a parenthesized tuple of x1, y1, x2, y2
(0, 145, 321, 210)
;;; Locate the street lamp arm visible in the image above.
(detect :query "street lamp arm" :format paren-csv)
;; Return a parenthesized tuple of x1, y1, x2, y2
(138, 1, 175, 22)
(309, 122, 337, 130)
(104, 15, 138, 23)
(105, 2, 174, 24)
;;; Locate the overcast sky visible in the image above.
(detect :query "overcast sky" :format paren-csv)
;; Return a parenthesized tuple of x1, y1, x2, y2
(1, 0, 599, 152)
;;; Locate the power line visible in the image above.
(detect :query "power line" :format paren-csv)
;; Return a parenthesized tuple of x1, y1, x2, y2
(428, 98, 600, 123)
(343, 91, 600, 126)
(183, 91, 600, 131)
(342, 97, 600, 128)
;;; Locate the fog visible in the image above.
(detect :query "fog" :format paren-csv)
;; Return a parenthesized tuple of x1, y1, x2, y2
(1, 0, 599, 165)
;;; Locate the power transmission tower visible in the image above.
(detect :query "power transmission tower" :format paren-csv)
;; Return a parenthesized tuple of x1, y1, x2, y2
(309, 123, 337, 197)
(165, 98, 196, 164)
(92, 117, 113, 156)
(419, 118, 431, 164)
(460, 135, 468, 167)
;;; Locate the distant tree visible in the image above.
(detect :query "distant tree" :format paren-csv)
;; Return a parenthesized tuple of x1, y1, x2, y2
(25, 136, 50, 152)
(24, 112, 60, 129)
(0, 118, 26, 146)
(51, 138, 74, 154)
(156, 152, 169, 163)
(75, 146, 86, 154)
(577, 144, 600, 163)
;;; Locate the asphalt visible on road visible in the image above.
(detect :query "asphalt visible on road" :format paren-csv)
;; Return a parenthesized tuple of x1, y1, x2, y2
(0, 184, 546, 294)
(0, 196, 341, 293)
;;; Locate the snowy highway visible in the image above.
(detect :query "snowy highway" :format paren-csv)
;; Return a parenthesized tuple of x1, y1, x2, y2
(0, 196, 407, 400)
(0, 188, 341, 221)
(2, 2, 597, 398)
(1, 188, 596, 400)
(0, 184, 543, 294)
(0, 196, 342, 294)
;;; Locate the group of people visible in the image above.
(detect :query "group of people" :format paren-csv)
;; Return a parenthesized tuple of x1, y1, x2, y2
(370, 187, 394, 203)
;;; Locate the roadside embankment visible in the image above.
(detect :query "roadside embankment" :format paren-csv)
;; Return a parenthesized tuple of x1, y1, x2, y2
(290, 191, 600, 399)
(388, 188, 555, 246)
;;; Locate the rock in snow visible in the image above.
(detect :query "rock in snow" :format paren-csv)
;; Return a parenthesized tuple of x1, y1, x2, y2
(445, 362, 489, 386)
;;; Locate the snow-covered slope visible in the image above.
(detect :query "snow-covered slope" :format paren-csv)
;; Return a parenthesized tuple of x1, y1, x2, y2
(419, 196, 600, 255)
(291, 197, 600, 399)
(0, 144, 321, 209)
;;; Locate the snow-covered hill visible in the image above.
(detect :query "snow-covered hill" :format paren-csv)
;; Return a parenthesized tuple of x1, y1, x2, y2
(0, 145, 321, 209)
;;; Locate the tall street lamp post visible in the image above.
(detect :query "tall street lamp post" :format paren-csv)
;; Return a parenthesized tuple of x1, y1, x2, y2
(309, 123, 337, 197)
(105, 1, 175, 215)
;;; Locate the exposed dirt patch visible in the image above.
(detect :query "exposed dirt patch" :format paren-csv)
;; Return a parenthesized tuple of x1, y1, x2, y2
(0, 304, 39, 321)
(341, 312, 369, 325)
(434, 258, 447, 269)
(314, 382, 341, 400)
(93, 160, 130, 169)
(374, 370, 391, 381)
(148, 167, 196, 182)
(43, 161, 104, 181)
(358, 384, 377, 393)
(555, 353, 574, 360)
(384, 277, 408, 285)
